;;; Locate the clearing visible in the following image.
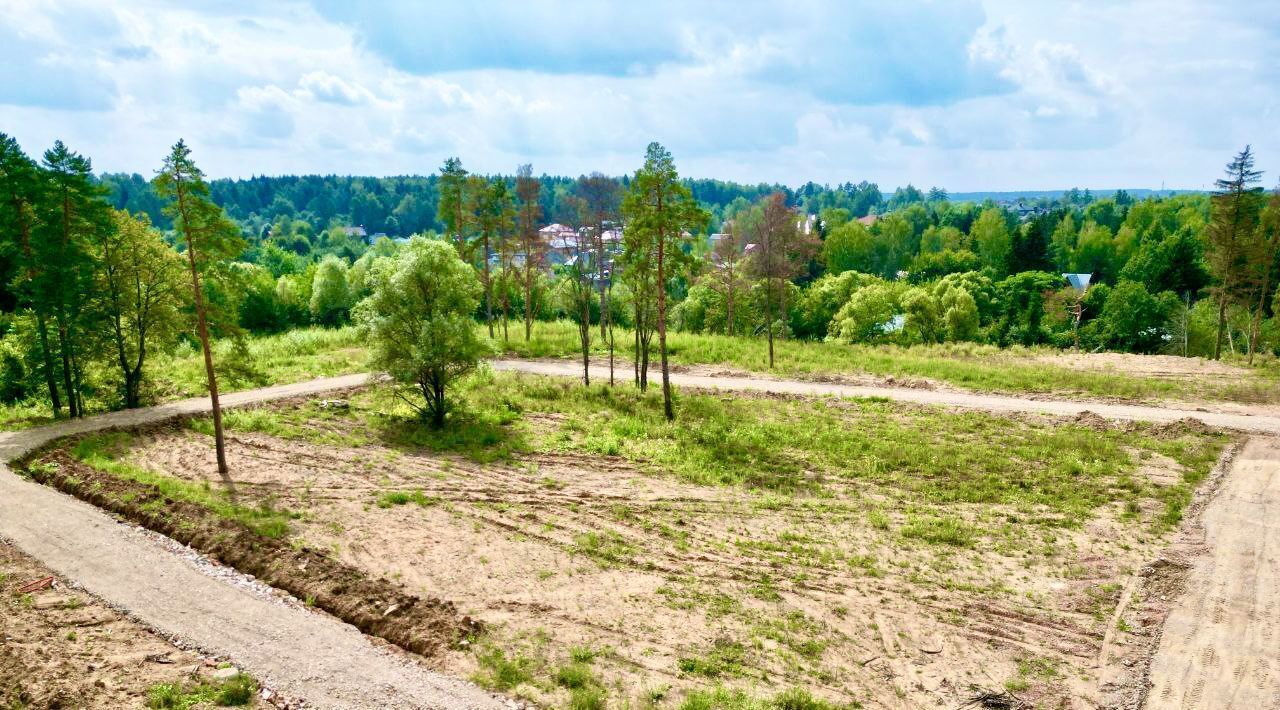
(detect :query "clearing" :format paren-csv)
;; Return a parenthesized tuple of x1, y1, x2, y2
(16, 371, 1238, 708)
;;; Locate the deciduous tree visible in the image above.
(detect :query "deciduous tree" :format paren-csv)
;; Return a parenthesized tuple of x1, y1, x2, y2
(95, 210, 186, 408)
(354, 237, 492, 428)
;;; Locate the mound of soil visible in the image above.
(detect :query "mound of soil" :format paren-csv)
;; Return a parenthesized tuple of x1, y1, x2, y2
(16, 446, 480, 659)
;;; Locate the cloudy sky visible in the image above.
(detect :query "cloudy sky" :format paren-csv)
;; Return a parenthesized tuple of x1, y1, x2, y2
(1, 1, 1276, 190)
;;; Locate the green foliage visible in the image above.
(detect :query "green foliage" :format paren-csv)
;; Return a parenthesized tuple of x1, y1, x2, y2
(309, 254, 352, 326)
(1089, 280, 1177, 353)
(830, 283, 902, 343)
(354, 236, 494, 427)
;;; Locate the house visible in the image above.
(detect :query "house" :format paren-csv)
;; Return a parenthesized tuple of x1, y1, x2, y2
(856, 214, 879, 227)
(538, 223, 577, 240)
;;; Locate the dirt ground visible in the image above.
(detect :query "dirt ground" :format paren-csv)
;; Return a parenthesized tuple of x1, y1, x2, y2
(0, 540, 259, 709)
(1142, 437, 1280, 709)
(1030, 351, 1255, 381)
(59, 391, 1228, 710)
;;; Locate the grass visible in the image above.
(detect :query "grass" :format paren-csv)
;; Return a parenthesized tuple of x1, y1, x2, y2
(375, 490, 442, 508)
(0, 327, 365, 431)
(146, 673, 258, 708)
(503, 320, 1280, 404)
(68, 431, 297, 538)
(679, 686, 852, 710)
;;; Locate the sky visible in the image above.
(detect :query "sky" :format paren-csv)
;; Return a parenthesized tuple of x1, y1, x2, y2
(0, 0, 1277, 191)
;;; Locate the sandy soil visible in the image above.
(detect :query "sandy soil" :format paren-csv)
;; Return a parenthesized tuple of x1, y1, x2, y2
(0, 540, 257, 708)
(1031, 352, 1257, 381)
(1143, 437, 1280, 709)
(108, 397, 1231, 709)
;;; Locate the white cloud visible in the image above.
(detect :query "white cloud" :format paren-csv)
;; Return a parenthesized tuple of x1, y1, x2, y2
(0, 0, 1275, 190)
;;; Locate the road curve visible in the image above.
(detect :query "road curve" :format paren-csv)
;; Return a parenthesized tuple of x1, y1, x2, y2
(491, 358, 1280, 434)
(3, 360, 1279, 708)
(0, 373, 505, 710)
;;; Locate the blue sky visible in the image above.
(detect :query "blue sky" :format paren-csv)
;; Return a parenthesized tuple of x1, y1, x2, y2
(0, 0, 1276, 190)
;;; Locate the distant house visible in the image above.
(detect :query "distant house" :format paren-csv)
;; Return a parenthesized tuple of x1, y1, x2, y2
(339, 225, 367, 239)
(369, 231, 388, 243)
(538, 223, 577, 239)
(856, 215, 879, 227)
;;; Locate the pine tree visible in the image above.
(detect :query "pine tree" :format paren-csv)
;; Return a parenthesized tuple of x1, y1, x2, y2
(1206, 146, 1264, 359)
(437, 158, 469, 257)
(38, 141, 109, 417)
(515, 165, 546, 341)
(621, 143, 708, 421)
(0, 134, 62, 416)
(154, 140, 245, 476)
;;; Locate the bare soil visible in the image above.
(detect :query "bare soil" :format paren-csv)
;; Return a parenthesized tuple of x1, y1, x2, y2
(1031, 352, 1254, 381)
(45, 396, 1236, 709)
(0, 540, 255, 709)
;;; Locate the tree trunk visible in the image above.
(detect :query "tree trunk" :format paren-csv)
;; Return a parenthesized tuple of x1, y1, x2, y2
(1247, 243, 1275, 365)
(178, 187, 229, 477)
(55, 316, 77, 418)
(1213, 294, 1228, 360)
(726, 279, 735, 337)
(765, 278, 775, 369)
(483, 234, 494, 338)
(523, 271, 533, 341)
(657, 229, 673, 421)
(34, 313, 62, 416)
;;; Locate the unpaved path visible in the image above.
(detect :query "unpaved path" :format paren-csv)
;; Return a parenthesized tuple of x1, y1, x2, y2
(492, 359, 1280, 434)
(1143, 436, 1280, 709)
(0, 374, 504, 710)
(3, 361, 1280, 709)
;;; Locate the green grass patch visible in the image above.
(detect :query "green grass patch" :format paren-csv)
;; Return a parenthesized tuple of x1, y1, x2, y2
(376, 490, 442, 509)
(146, 673, 258, 708)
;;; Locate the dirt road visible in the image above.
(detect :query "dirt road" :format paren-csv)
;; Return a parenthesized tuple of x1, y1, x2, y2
(1143, 436, 1280, 709)
(2, 361, 1278, 708)
(0, 373, 504, 710)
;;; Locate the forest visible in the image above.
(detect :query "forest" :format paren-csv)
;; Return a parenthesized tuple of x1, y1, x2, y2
(2, 132, 1279, 426)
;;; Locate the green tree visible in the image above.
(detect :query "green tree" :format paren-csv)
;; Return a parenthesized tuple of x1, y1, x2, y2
(0, 133, 62, 415)
(96, 209, 185, 408)
(901, 287, 941, 344)
(1092, 280, 1176, 353)
(621, 142, 709, 420)
(309, 254, 352, 326)
(437, 157, 469, 257)
(971, 208, 1012, 275)
(822, 220, 874, 275)
(1206, 146, 1265, 359)
(354, 237, 492, 428)
(154, 139, 246, 476)
(831, 283, 901, 343)
(38, 140, 108, 417)
(473, 178, 514, 338)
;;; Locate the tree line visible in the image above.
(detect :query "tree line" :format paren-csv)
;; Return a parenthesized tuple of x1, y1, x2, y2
(4, 133, 1279, 436)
